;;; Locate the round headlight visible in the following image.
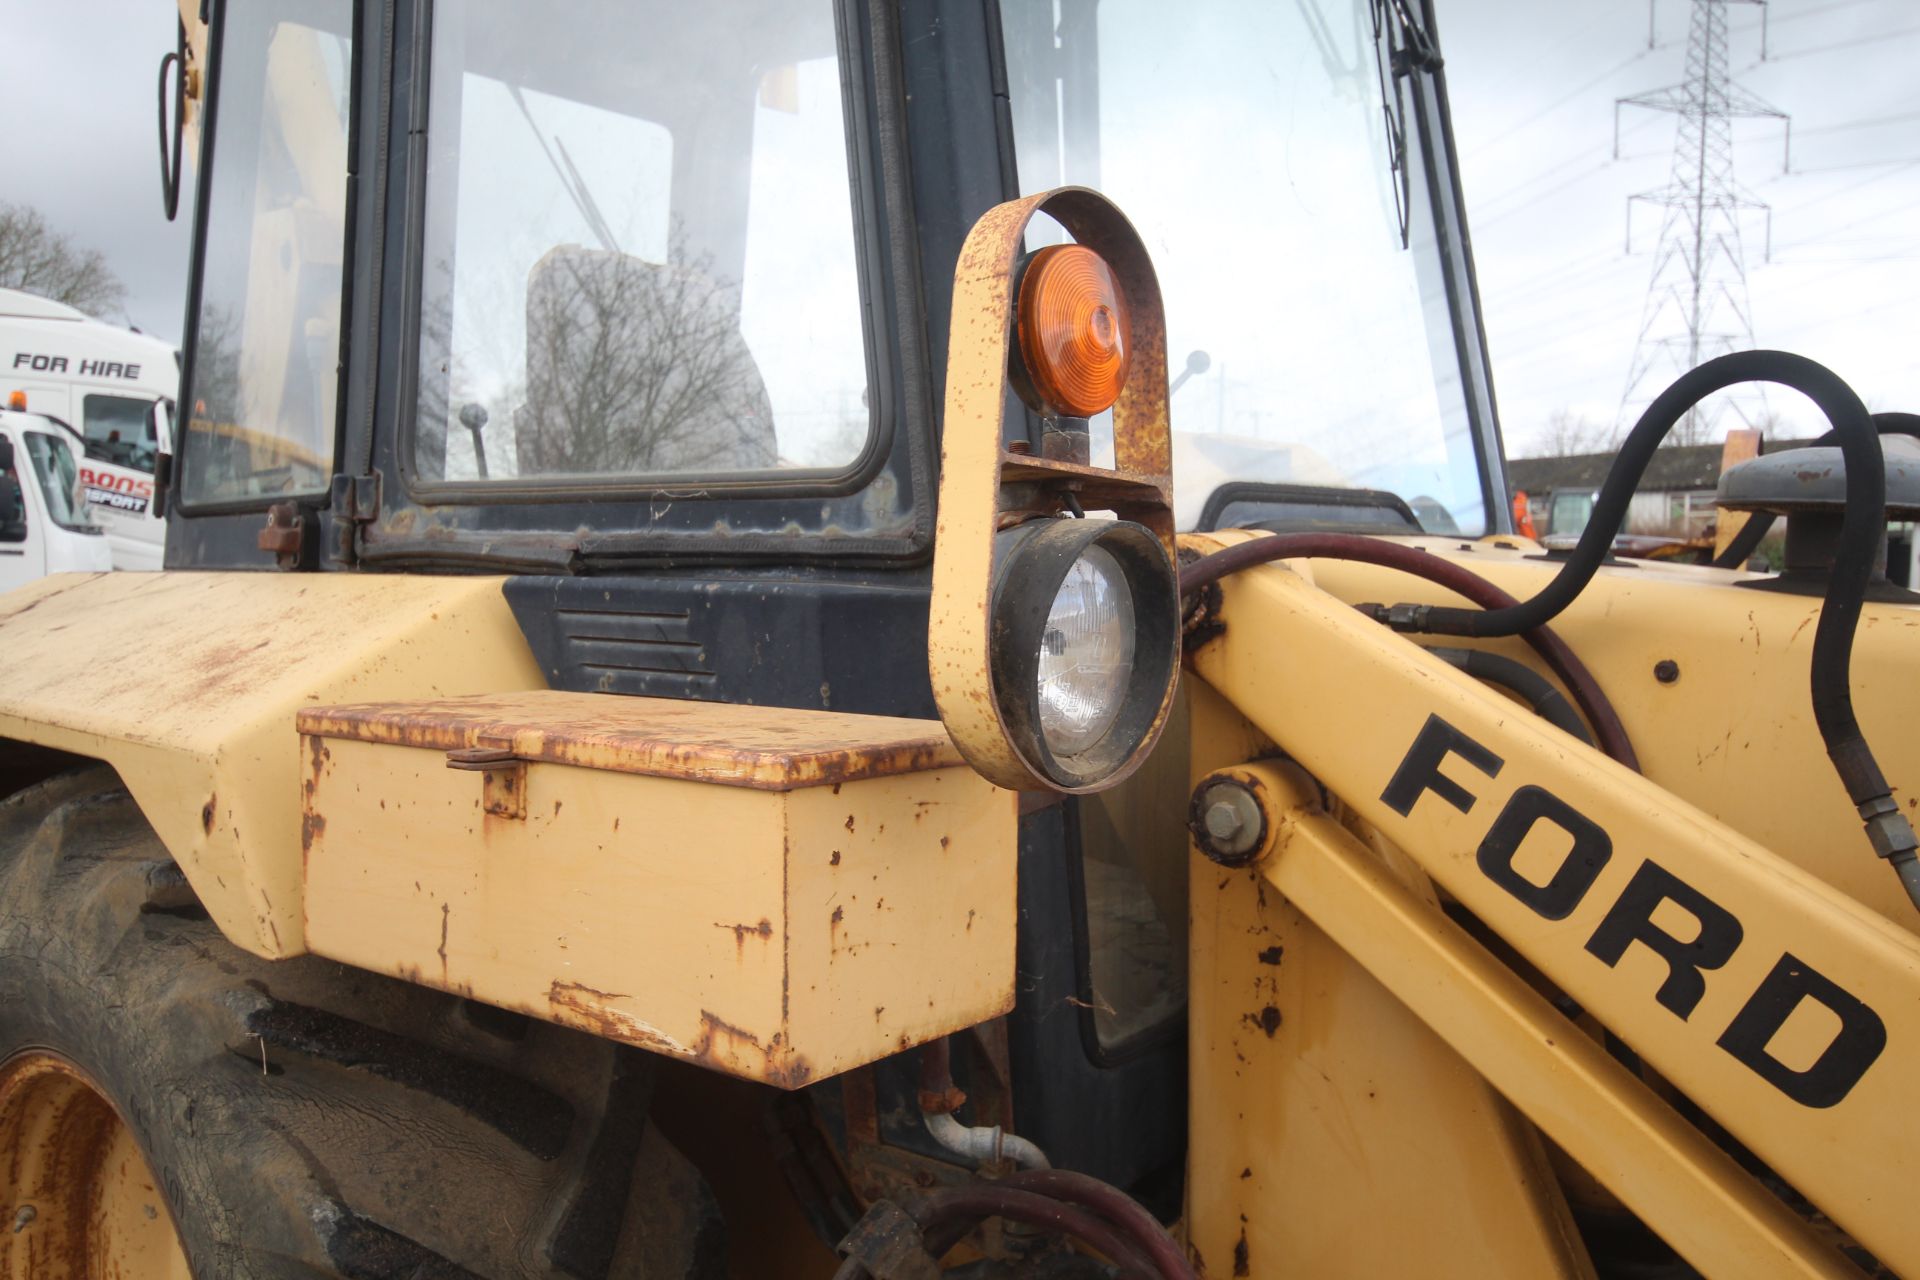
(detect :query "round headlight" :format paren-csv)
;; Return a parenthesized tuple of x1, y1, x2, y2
(1036, 546, 1136, 756)
(988, 517, 1179, 791)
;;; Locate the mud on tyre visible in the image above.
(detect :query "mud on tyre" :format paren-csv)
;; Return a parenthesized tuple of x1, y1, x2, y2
(0, 766, 726, 1279)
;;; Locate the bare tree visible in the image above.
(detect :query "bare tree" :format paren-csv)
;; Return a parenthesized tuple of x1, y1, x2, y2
(516, 246, 773, 476)
(1519, 409, 1614, 459)
(0, 203, 126, 316)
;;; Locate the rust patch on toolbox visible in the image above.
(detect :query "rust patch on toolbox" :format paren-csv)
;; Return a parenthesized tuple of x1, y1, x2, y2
(546, 982, 813, 1088)
(299, 691, 964, 791)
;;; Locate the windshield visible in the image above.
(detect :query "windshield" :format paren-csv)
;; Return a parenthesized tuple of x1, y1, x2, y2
(1000, 0, 1487, 533)
(81, 394, 157, 472)
(23, 430, 92, 532)
(179, 0, 350, 505)
(410, 0, 871, 487)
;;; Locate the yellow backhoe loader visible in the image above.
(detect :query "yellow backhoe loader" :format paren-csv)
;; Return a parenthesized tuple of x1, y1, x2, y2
(0, 1, 1913, 1276)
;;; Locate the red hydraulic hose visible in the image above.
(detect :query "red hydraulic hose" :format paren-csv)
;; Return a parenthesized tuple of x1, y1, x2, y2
(993, 1169, 1195, 1279)
(1181, 534, 1639, 770)
(915, 1184, 1160, 1277)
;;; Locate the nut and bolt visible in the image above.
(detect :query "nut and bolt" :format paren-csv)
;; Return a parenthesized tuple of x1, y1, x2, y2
(1654, 659, 1681, 685)
(1190, 777, 1268, 866)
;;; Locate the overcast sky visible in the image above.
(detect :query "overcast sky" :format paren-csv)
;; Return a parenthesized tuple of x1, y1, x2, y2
(8, 0, 191, 341)
(7, 0, 1915, 461)
(1442, 0, 1920, 453)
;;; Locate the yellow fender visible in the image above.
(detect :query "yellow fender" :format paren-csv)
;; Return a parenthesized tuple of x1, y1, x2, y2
(0, 572, 544, 956)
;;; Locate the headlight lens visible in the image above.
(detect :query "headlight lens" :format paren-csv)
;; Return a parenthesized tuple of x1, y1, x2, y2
(1036, 547, 1136, 756)
(986, 516, 1178, 791)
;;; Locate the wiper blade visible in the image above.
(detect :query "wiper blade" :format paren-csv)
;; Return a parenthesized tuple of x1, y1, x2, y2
(508, 87, 622, 256)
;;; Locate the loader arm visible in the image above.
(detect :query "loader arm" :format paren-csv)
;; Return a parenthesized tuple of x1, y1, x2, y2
(1181, 531, 1917, 1277)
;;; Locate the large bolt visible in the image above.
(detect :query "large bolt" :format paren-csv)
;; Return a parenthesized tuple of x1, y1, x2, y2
(1190, 776, 1268, 866)
(1204, 800, 1245, 843)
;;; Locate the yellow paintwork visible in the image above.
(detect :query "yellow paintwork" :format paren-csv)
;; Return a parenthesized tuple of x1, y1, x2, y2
(1301, 535, 1920, 928)
(300, 692, 1016, 1088)
(929, 188, 1175, 793)
(1183, 681, 1596, 1279)
(1244, 754, 1851, 1276)
(0, 572, 544, 956)
(1185, 536, 1920, 1273)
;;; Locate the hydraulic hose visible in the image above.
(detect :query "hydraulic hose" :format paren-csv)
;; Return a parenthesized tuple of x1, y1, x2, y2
(1405, 354, 1874, 639)
(831, 1186, 1163, 1280)
(990, 1169, 1194, 1280)
(914, 1185, 1162, 1278)
(1710, 411, 1920, 569)
(922, 1110, 1050, 1171)
(1181, 533, 1638, 769)
(1188, 352, 1920, 910)
(915, 1036, 1051, 1170)
(1426, 647, 1593, 746)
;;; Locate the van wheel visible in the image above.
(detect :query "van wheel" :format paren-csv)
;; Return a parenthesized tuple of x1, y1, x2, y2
(0, 766, 727, 1279)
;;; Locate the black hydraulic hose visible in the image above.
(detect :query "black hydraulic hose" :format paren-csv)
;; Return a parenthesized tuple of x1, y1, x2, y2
(1299, 350, 1916, 908)
(1710, 411, 1920, 569)
(1426, 647, 1593, 746)
(1412, 354, 1874, 639)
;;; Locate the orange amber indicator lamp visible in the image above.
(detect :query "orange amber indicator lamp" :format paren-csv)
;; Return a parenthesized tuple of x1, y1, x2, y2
(1015, 244, 1132, 419)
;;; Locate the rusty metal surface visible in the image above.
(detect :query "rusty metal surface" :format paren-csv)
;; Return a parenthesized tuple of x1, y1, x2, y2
(0, 1051, 193, 1279)
(835, 1200, 940, 1280)
(928, 188, 1177, 795)
(0, 571, 544, 957)
(301, 734, 1017, 1088)
(298, 691, 966, 791)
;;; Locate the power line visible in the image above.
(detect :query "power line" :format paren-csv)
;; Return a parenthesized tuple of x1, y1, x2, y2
(1745, 21, 1920, 66)
(1467, 44, 1657, 159)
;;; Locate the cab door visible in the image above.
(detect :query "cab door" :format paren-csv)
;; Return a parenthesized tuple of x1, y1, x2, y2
(0, 429, 46, 592)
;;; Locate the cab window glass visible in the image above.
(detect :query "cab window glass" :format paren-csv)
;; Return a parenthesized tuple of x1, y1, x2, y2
(412, 1, 870, 485)
(180, 0, 350, 505)
(81, 394, 156, 472)
(23, 432, 89, 531)
(1002, 0, 1487, 534)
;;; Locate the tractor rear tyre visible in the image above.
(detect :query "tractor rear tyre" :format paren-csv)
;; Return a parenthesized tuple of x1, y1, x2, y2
(0, 766, 726, 1279)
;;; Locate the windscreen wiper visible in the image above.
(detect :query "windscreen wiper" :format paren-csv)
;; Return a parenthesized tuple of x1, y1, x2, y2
(508, 87, 622, 256)
(1369, 0, 1444, 248)
(1379, 0, 1443, 75)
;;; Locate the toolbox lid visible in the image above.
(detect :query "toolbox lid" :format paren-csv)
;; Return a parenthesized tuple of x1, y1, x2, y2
(297, 692, 969, 791)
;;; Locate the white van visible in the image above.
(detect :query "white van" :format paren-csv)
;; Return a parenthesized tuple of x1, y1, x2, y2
(1, 288, 176, 570)
(0, 408, 114, 593)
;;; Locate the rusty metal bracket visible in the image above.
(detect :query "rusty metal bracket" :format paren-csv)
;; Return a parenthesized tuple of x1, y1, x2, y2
(836, 1199, 940, 1280)
(445, 747, 526, 820)
(256, 501, 314, 570)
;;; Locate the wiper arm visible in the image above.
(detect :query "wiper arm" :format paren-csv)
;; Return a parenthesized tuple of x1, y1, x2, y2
(1380, 0, 1444, 75)
(508, 87, 622, 256)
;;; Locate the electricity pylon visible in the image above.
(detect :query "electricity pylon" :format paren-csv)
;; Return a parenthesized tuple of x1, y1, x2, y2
(1616, 0, 1789, 444)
